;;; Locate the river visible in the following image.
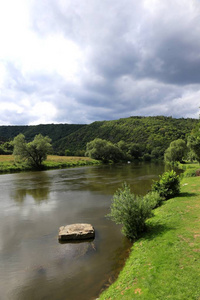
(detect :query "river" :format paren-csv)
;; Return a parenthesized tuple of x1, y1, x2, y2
(0, 162, 165, 300)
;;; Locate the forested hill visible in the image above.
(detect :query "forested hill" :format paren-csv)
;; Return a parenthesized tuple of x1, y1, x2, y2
(0, 123, 85, 144)
(0, 116, 198, 157)
(54, 116, 198, 156)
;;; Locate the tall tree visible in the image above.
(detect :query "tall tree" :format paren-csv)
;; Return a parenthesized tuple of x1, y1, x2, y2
(187, 132, 200, 163)
(85, 138, 123, 163)
(13, 133, 52, 169)
(164, 139, 187, 163)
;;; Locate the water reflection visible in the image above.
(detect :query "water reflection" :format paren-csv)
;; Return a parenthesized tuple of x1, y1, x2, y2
(11, 172, 51, 203)
(78, 162, 166, 195)
(48, 162, 165, 196)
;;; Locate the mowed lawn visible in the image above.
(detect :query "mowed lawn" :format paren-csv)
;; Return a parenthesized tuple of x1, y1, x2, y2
(99, 175, 200, 299)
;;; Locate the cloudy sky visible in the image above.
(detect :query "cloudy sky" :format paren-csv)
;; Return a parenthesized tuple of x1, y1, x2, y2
(0, 0, 200, 125)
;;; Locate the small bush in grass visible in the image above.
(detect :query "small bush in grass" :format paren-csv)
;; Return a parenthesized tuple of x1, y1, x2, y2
(152, 170, 180, 200)
(107, 183, 153, 240)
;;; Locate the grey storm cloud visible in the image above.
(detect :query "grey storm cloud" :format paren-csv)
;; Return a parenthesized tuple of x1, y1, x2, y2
(0, 0, 200, 125)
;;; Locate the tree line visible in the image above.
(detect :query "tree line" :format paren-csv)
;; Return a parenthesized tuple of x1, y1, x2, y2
(54, 116, 198, 156)
(85, 127, 200, 164)
(4, 123, 199, 171)
(0, 116, 197, 157)
(0, 116, 199, 170)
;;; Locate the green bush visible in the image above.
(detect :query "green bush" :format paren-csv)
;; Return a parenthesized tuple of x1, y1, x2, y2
(152, 170, 180, 200)
(107, 183, 153, 240)
(143, 191, 163, 209)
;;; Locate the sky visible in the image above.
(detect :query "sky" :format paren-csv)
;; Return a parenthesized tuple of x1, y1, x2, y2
(0, 0, 200, 125)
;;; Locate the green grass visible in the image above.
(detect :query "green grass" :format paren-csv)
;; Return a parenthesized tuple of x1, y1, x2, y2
(178, 161, 200, 178)
(0, 155, 100, 173)
(44, 155, 100, 169)
(99, 164, 200, 300)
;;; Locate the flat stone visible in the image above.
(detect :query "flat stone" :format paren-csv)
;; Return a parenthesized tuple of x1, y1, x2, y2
(58, 223, 95, 241)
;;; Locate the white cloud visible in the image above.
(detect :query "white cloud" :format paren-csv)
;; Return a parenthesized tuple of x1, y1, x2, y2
(30, 101, 57, 125)
(0, 0, 30, 59)
(0, 0, 200, 125)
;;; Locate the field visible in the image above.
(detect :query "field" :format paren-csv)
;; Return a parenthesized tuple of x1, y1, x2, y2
(0, 155, 100, 173)
(0, 155, 15, 162)
(44, 155, 100, 169)
(99, 164, 200, 299)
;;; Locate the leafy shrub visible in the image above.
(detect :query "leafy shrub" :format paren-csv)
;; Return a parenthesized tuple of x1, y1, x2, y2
(143, 191, 163, 209)
(107, 183, 153, 240)
(152, 170, 180, 200)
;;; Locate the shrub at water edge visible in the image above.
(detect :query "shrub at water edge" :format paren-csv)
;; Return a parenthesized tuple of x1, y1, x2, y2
(107, 183, 153, 240)
(143, 191, 163, 209)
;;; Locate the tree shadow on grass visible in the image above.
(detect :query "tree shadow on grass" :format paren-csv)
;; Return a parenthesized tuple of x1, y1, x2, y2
(136, 192, 198, 243)
(135, 223, 175, 242)
(178, 192, 197, 198)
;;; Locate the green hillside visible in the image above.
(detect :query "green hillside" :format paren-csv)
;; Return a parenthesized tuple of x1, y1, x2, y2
(0, 116, 198, 157)
(0, 123, 85, 144)
(54, 116, 198, 156)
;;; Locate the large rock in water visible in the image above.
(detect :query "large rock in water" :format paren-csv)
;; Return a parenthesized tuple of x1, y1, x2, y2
(58, 223, 95, 241)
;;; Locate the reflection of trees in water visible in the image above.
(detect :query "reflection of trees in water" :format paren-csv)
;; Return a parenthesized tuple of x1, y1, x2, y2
(12, 187, 50, 203)
(82, 163, 165, 195)
(11, 172, 51, 203)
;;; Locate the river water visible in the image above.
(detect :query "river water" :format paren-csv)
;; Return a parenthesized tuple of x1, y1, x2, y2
(0, 162, 165, 300)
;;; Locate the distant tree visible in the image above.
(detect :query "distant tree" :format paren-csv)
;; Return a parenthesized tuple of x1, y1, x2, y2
(117, 140, 129, 153)
(13, 133, 52, 169)
(187, 132, 200, 163)
(74, 149, 85, 157)
(3, 141, 13, 154)
(0, 141, 13, 155)
(85, 138, 123, 163)
(128, 143, 142, 159)
(151, 147, 162, 159)
(187, 149, 196, 162)
(0, 146, 5, 155)
(65, 149, 71, 156)
(143, 153, 151, 161)
(116, 140, 130, 160)
(164, 139, 187, 164)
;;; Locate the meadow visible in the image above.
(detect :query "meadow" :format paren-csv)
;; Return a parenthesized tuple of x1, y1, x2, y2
(99, 163, 200, 299)
(0, 155, 100, 173)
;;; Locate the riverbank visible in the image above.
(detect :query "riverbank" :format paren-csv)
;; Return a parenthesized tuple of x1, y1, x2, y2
(0, 155, 100, 173)
(99, 164, 200, 299)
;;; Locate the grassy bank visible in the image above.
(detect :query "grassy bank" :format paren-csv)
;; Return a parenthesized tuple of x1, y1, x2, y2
(99, 165, 200, 299)
(0, 155, 100, 173)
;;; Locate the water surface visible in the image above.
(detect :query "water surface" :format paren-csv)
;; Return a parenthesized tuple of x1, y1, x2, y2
(0, 162, 165, 300)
